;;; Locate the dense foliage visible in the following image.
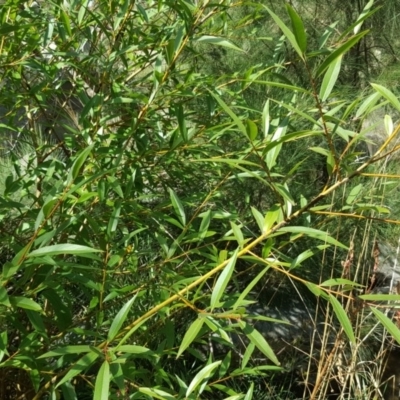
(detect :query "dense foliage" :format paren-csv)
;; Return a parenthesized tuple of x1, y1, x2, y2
(1, 0, 400, 399)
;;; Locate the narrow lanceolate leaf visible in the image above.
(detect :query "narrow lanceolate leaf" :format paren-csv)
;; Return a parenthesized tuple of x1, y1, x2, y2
(278, 226, 348, 249)
(209, 91, 247, 137)
(370, 307, 400, 345)
(107, 296, 136, 342)
(316, 30, 369, 78)
(233, 266, 270, 310)
(169, 189, 186, 226)
(286, 4, 307, 53)
(195, 35, 244, 52)
(251, 207, 265, 234)
(211, 249, 238, 310)
(56, 351, 99, 388)
(353, 0, 375, 34)
(238, 320, 280, 366)
(107, 199, 122, 237)
(246, 119, 258, 141)
(384, 114, 394, 136)
(60, 9, 72, 37)
(94, 361, 110, 400)
(138, 388, 175, 400)
(371, 83, 400, 112)
(263, 5, 304, 60)
(67, 144, 94, 185)
(346, 184, 362, 205)
(262, 100, 270, 138)
(10, 296, 42, 312)
(0, 287, 11, 307)
(199, 209, 211, 239)
(319, 55, 342, 102)
(328, 294, 355, 344)
(186, 361, 222, 397)
(230, 222, 245, 248)
(38, 345, 93, 358)
(27, 244, 103, 258)
(176, 317, 205, 358)
(355, 91, 381, 118)
(266, 119, 288, 169)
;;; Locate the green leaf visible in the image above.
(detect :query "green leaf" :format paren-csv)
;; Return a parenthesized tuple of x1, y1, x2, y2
(319, 55, 342, 102)
(251, 207, 265, 234)
(26, 310, 48, 338)
(370, 83, 400, 112)
(60, 9, 72, 37)
(321, 278, 364, 288)
(264, 204, 281, 232)
(107, 296, 136, 342)
(262, 100, 270, 138)
(286, 4, 307, 53)
(107, 199, 122, 237)
(42, 289, 72, 330)
(39, 345, 93, 358)
(328, 294, 355, 344)
(211, 249, 238, 310)
(67, 144, 94, 185)
(61, 381, 77, 400)
(94, 360, 110, 400)
(316, 31, 369, 77)
(10, 296, 42, 312)
(238, 320, 280, 366)
(176, 104, 187, 142)
(138, 388, 175, 400)
(346, 184, 362, 205)
(244, 382, 255, 400)
(290, 245, 329, 268)
(233, 266, 270, 310)
(186, 361, 222, 397)
(278, 226, 348, 249)
(0, 287, 11, 307)
(355, 92, 381, 118)
(56, 351, 99, 388)
(209, 91, 247, 137)
(199, 210, 211, 239)
(263, 5, 304, 60)
(116, 345, 153, 355)
(353, 0, 376, 34)
(371, 307, 400, 344)
(370, 308, 400, 346)
(169, 189, 186, 226)
(177, 317, 205, 358)
(27, 244, 103, 258)
(195, 35, 244, 52)
(78, 0, 90, 25)
(246, 119, 258, 141)
(266, 118, 288, 169)
(229, 222, 245, 248)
